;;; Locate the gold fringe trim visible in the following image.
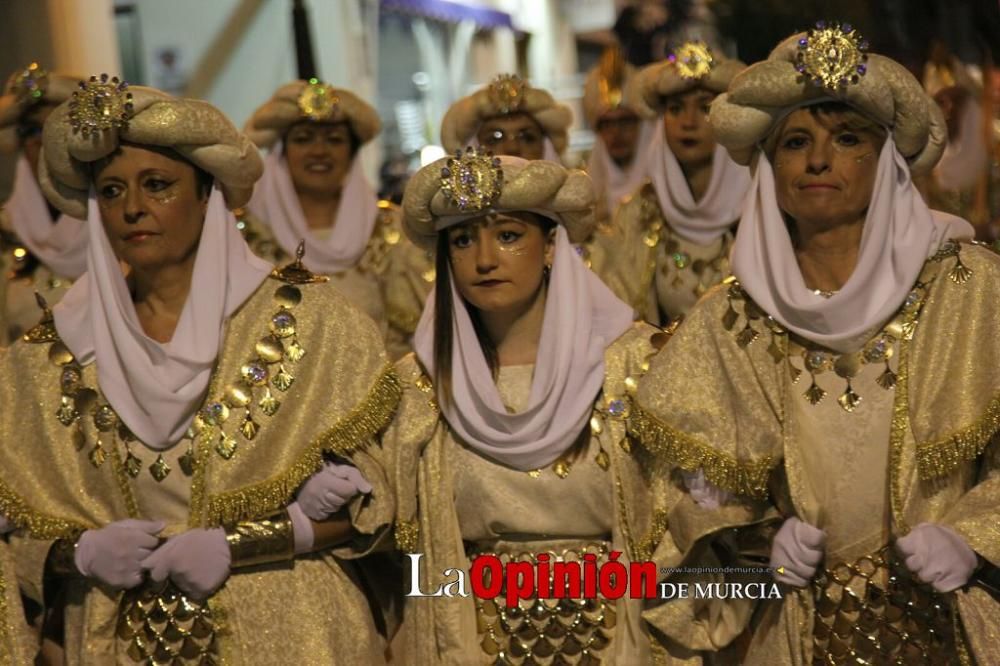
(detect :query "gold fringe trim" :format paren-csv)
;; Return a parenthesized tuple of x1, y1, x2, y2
(632, 509, 670, 563)
(628, 404, 774, 499)
(0, 480, 86, 540)
(394, 519, 419, 553)
(203, 366, 401, 526)
(915, 390, 1000, 482)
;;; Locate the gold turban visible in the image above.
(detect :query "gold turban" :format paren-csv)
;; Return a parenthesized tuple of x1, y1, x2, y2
(244, 79, 381, 150)
(440, 74, 573, 154)
(709, 23, 946, 174)
(39, 75, 263, 218)
(0, 63, 81, 154)
(634, 42, 746, 113)
(582, 47, 648, 126)
(402, 150, 595, 251)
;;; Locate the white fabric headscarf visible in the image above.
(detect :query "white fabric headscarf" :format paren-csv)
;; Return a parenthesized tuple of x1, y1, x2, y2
(732, 138, 974, 353)
(586, 119, 657, 216)
(54, 188, 273, 450)
(5, 155, 87, 278)
(248, 143, 378, 274)
(413, 225, 634, 470)
(934, 98, 988, 191)
(647, 123, 751, 245)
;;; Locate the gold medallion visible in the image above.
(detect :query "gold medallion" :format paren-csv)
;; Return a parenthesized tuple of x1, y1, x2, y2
(10, 62, 49, 103)
(487, 74, 526, 114)
(68, 74, 134, 137)
(673, 42, 715, 80)
(439, 147, 504, 212)
(297, 78, 339, 121)
(795, 21, 869, 90)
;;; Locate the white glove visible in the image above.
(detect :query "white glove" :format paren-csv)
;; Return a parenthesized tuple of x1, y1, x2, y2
(0, 513, 12, 536)
(295, 463, 373, 521)
(141, 528, 230, 599)
(681, 469, 732, 510)
(770, 517, 826, 588)
(895, 523, 978, 593)
(74, 519, 164, 590)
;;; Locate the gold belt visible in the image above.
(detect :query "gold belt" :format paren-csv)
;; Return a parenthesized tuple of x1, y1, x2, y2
(811, 546, 958, 665)
(470, 542, 615, 666)
(116, 581, 219, 665)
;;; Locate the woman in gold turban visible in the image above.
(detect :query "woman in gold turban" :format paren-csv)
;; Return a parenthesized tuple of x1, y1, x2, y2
(0, 75, 399, 664)
(356, 149, 686, 664)
(0, 64, 83, 344)
(440, 74, 573, 162)
(605, 42, 749, 325)
(245, 79, 433, 358)
(631, 23, 1000, 664)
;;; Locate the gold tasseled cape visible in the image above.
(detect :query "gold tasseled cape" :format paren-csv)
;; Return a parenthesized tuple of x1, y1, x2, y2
(378, 323, 710, 665)
(0, 274, 402, 664)
(238, 201, 434, 359)
(630, 242, 1000, 664)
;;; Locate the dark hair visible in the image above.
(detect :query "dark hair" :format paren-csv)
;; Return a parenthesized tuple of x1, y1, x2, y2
(91, 142, 214, 197)
(283, 120, 361, 157)
(432, 212, 555, 406)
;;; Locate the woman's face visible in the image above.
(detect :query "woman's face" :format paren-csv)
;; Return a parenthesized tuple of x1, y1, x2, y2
(447, 212, 555, 316)
(662, 88, 716, 168)
(772, 108, 882, 233)
(284, 120, 353, 196)
(476, 113, 546, 159)
(94, 145, 209, 271)
(597, 108, 641, 166)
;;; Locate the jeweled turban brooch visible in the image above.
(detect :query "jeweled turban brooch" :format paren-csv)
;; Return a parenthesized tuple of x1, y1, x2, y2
(10, 62, 49, 103)
(672, 42, 715, 80)
(795, 21, 869, 90)
(440, 147, 504, 212)
(488, 74, 527, 114)
(297, 78, 340, 121)
(68, 74, 133, 137)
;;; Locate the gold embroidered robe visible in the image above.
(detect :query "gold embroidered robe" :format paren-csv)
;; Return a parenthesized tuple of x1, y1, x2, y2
(379, 323, 708, 665)
(238, 201, 435, 359)
(0, 275, 402, 665)
(630, 242, 1000, 664)
(603, 184, 734, 326)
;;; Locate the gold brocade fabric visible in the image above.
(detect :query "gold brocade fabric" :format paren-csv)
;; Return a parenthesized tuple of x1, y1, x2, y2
(0, 541, 32, 665)
(602, 183, 734, 326)
(0, 276, 401, 664)
(631, 242, 1000, 664)
(241, 201, 434, 359)
(380, 322, 686, 665)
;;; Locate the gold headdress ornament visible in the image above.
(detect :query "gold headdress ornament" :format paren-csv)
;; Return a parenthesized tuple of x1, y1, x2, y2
(597, 48, 628, 109)
(439, 147, 504, 212)
(487, 74, 527, 115)
(672, 42, 715, 80)
(9, 62, 49, 103)
(794, 20, 869, 90)
(402, 154, 596, 251)
(709, 23, 946, 174)
(68, 73, 134, 138)
(297, 78, 340, 121)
